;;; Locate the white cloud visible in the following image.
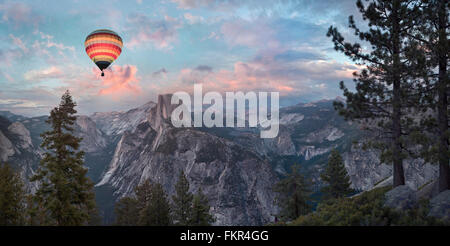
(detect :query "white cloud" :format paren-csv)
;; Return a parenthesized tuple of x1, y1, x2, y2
(24, 66, 64, 81)
(184, 13, 204, 24)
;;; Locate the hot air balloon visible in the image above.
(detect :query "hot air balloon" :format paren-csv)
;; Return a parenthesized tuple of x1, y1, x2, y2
(85, 29, 123, 76)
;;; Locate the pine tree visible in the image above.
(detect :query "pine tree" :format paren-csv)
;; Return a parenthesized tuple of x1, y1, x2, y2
(26, 193, 49, 226)
(328, 0, 424, 187)
(433, 0, 449, 192)
(135, 179, 153, 213)
(114, 179, 172, 226)
(113, 180, 152, 226)
(190, 188, 215, 226)
(0, 163, 26, 225)
(172, 171, 193, 225)
(321, 149, 353, 199)
(30, 90, 97, 225)
(274, 164, 312, 221)
(407, 0, 449, 192)
(434, 0, 449, 192)
(114, 197, 139, 226)
(139, 182, 172, 226)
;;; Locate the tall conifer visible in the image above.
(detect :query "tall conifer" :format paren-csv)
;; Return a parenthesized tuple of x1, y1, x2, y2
(172, 171, 193, 225)
(31, 91, 96, 225)
(321, 149, 353, 199)
(329, 0, 423, 187)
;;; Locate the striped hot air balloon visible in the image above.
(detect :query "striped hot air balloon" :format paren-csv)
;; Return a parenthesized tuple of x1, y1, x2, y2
(85, 29, 123, 76)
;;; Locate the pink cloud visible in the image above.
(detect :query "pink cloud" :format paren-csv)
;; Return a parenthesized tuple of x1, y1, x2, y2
(9, 34, 28, 53)
(162, 56, 360, 98)
(0, 2, 41, 28)
(97, 65, 141, 96)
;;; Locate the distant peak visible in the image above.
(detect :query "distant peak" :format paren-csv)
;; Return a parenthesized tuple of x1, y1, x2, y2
(334, 96, 345, 103)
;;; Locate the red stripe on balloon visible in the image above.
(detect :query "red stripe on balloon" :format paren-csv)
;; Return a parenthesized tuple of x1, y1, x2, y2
(85, 43, 122, 53)
(89, 52, 118, 59)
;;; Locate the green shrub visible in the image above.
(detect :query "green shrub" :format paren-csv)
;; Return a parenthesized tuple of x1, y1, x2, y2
(292, 187, 448, 226)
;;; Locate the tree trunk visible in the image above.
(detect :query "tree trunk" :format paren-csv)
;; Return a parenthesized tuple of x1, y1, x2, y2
(392, 0, 405, 187)
(437, 0, 449, 192)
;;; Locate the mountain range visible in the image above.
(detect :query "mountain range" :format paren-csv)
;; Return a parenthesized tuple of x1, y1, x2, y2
(0, 95, 438, 225)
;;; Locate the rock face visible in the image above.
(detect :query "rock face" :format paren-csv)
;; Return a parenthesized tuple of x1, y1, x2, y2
(75, 116, 107, 153)
(380, 184, 450, 222)
(1, 97, 441, 225)
(90, 101, 156, 136)
(1, 113, 114, 190)
(96, 95, 279, 226)
(0, 130, 15, 161)
(428, 190, 450, 221)
(417, 180, 440, 200)
(198, 99, 438, 191)
(384, 185, 417, 210)
(7, 122, 32, 149)
(0, 116, 40, 192)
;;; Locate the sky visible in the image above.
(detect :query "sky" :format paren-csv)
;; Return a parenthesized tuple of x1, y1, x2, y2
(0, 0, 364, 117)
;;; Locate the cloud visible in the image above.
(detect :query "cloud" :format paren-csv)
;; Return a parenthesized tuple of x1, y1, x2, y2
(0, 47, 23, 67)
(24, 66, 64, 81)
(0, 2, 41, 28)
(220, 18, 277, 49)
(194, 65, 213, 72)
(0, 87, 60, 116)
(164, 53, 359, 100)
(0, 30, 75, 68)
(152, 68, 168, 78)
(171, 0, 285, 11)
(184, 13, 204, 24)
(127, 14, 181, 50)
(171, 0, 215, 9)
(34, 31, 75, 54)
(1, 72, 14, 82)
(97, 65, 141, 96)
(202, 31, 220, 41)
(9, 34, 28, 53)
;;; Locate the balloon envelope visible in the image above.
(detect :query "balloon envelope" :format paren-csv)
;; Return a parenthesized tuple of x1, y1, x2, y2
(85, 29, 123, 76)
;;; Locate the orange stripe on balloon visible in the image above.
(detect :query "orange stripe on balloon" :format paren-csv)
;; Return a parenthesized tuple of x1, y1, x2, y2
(86, 34, 122, 43)
(85, 43, 122, 53)
(84, 37, 123, 47)
(86, 46, 121, 56)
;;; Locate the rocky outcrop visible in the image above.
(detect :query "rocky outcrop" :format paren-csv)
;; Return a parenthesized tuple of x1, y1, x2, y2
(0, 130, 14, 161)
(428, 190, 450, 221)
(343, 146, 391, 190)
(75, 116, 107, 153)
(0, 116, 41, 192)
(7, 122, 32, 150)
(378, 183, 450, 222)
(96, 95, 279, 226)
(279, 113, 304, 125)
(305, 126, 343, 143)
(301, 146, 333, 161)
(90, 101, 156, 136)
(2, 97, 442, 225)
(344, 145, 438, 191)
(197, 99, 438, 192)
(384, 185, 417, 210)
(417, 180, 440, 200)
